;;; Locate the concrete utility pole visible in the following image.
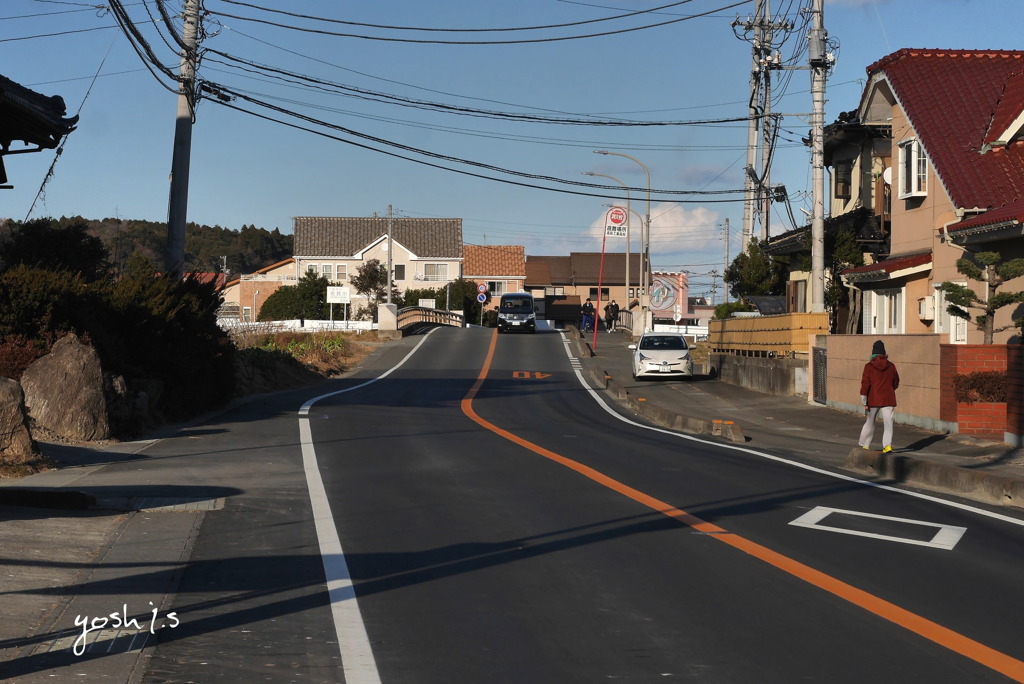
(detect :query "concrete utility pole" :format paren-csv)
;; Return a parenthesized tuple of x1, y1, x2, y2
(386, 204, 393, 305)
(165, 0, 200, 278)
(723, 217, 730, 304)
(808, 0, 827, 313)
(733, 1, 793, 250)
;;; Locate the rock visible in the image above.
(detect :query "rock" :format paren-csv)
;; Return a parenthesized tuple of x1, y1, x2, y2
(0, 377, 37, 463)
(20, 333, 111, 441)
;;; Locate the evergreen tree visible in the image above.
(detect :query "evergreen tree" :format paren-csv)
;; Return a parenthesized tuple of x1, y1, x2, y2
(940, 251, 1024, 344)
(723, 237, 787, 301)
(259, 271, 330, 321)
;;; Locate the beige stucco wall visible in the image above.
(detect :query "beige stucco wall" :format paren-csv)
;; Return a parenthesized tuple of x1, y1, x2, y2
(296, 239, 460, 296)
(821, 333, 950, 432)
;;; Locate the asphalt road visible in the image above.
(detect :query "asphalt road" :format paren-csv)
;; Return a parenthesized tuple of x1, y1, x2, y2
(288, 327, 1024, 683)
(11, 326, 1023, 683)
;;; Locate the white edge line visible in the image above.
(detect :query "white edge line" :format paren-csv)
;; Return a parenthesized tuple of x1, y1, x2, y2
(557, 332, 1024, 529)
(298, 329, 437, 683)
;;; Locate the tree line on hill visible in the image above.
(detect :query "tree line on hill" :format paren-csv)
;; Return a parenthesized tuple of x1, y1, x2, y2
(33, 215, 293, 276)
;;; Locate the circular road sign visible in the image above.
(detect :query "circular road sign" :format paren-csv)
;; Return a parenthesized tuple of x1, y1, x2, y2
(608, 206, 627, 226)
(477, 293, 487, 303)
(477, 283, 487, 293)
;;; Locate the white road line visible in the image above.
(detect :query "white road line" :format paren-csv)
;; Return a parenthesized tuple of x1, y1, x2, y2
(558, 332, 1024, 529)
(298, 330, 436, 683)
(789, 506, 967, 550)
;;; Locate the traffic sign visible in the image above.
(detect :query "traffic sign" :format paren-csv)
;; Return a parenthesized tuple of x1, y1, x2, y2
(605, 206, 628, 237)
(477, 293, 487, 303)
(477, 283, 487, 293)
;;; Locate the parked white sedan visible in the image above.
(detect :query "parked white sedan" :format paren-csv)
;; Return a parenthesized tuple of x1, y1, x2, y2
(629, 332, 693, 380)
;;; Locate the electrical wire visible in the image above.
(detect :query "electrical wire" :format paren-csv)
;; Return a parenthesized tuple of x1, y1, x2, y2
(24, 34, 116, 221)
(204, 0, 752, 46)
(215, 0, 705, 33)
(206, 93, 753, 204)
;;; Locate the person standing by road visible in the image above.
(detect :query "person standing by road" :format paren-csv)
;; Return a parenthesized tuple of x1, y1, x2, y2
(581, 298, 595, 332)
(603, 300, 619, 333)
(858, 339, 900, 453)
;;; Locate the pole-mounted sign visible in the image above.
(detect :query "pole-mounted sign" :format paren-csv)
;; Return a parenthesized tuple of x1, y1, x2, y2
(605, 206, 628, 237)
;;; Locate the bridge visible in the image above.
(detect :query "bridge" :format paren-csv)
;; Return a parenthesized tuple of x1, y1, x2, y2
(396, 306, 466, 333)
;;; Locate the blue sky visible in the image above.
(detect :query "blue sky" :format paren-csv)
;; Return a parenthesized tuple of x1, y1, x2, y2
(2, 0, 1018, 299)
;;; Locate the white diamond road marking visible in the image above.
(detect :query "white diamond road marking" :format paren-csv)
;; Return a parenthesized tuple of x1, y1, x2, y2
(789, 506, 967, 550)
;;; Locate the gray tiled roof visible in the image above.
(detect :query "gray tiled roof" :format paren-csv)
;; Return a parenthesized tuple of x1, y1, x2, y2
(293, 217, 463, 259)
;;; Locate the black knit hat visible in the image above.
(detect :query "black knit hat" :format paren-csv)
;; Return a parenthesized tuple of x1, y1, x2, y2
(871, 340, 886, 356)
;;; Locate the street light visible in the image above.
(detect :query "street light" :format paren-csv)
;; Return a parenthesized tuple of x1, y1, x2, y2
(595, 150, 651, 331)
(582, 171, 632, 328)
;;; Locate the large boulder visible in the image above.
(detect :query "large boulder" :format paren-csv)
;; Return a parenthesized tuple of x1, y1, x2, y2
(0, 377, 37, 463)
(20, 333, 110, 441)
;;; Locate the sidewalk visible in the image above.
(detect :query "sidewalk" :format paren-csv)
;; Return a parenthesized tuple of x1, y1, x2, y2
(571, 327, 1024, 511)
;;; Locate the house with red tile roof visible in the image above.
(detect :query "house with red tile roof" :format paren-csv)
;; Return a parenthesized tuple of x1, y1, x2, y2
(462, 244, 526, 297)
(829, 49, 1024, 344)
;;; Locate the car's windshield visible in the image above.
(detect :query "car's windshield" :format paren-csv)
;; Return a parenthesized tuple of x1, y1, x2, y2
(639, 335, 687, 351)
(501, 297, 532, 312)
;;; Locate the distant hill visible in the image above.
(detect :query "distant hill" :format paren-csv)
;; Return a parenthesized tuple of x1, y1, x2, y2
(48, 216, 293, 276)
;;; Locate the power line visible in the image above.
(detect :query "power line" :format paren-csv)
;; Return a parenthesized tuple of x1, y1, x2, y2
(204, 0, 752, 46)
(216, 0, 705, 33)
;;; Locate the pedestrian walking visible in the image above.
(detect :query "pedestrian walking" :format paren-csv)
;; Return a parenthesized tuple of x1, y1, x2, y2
(603, 300, 619, 332)
(581, 298, 595, 332)
(858, 339, 900, 453)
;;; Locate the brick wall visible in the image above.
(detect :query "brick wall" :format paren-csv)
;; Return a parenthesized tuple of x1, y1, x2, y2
(939, 344, 1010, 435)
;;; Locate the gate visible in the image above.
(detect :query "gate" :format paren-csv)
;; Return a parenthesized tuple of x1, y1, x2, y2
(812, 346, 827, 405)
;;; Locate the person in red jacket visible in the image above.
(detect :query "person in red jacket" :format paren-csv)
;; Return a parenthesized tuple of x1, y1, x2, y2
(858, 339, 900, 453)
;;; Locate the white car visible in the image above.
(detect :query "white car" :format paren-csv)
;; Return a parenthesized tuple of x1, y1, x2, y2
(629, 332, 693, 380)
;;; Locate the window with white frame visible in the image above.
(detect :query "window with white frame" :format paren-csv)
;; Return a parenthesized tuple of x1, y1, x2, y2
(337, 264, 348, 281)
(423, 263, 448, 281)
(322, 264, 333, 281)
(306, 263, 318, 275)
(864, 288, 904, 334)
(486, 280, 507, 295)
(393, 264, 405, 281)
(897, 138, 927, 198)
(938, 281, 968, 343)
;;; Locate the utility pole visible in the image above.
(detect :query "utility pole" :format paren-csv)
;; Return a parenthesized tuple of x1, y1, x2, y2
(165, 0, 200, 278)
(733, 2, 793, 250)
(723, 218, 730, 303)
(808, 0, 827, 313)
(386, 204, 393, 305)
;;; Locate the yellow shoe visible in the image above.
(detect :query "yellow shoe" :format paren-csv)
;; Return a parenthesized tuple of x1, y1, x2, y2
(882, 445, 893, 454)
(861, 445, 870, 450)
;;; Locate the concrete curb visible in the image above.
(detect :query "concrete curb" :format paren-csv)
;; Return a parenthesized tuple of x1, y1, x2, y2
(583, 362, 746, 444)
(844, 447, 1024, 510)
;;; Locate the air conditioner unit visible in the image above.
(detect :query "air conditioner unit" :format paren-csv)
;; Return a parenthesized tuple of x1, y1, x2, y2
(918, 296, 935, 321)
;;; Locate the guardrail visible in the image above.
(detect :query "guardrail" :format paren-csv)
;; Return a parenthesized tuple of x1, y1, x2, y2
(397, 307, 465, 331)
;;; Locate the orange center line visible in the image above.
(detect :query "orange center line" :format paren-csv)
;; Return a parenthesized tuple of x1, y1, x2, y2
(459, 329, 1024, 682)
